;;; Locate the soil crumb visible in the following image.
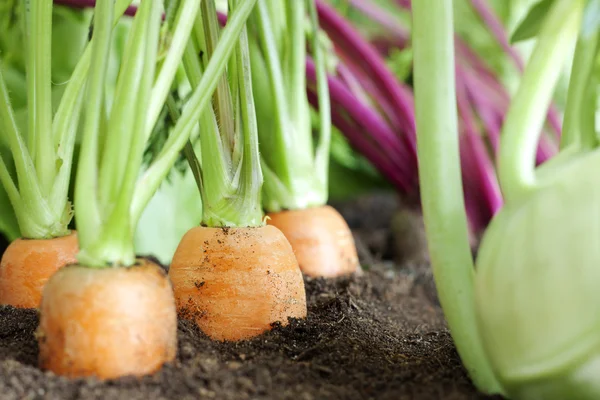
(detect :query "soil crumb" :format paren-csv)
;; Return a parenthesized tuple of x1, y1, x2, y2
(0, 266, 500, 400)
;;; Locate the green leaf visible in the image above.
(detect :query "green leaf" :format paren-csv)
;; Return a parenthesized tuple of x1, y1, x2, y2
(510, 0, 555, 43)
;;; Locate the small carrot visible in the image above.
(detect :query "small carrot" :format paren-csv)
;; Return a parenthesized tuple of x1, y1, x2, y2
(266, 205, 359, 278)
(0, 231, 78, 308)
(170, 226, 306, 341)
(168, 0, 306, 341)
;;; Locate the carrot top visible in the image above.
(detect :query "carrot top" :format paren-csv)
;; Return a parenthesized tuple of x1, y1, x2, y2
(174, 0, 262, 228)
(248, 0, 331, 212)
(0, 0, 85, 240)
(73, 0, 256, 267)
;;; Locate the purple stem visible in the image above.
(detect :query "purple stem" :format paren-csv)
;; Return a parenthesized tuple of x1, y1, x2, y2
(307, 60, 416, 188)
(349, 0, 411, 43)
(456, 78, 503, 221)
(316, 0, 417, 158)
(468, 0, 562, 137)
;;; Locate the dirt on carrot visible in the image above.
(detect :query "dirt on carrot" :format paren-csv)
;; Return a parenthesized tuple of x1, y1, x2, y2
(0, 231, 79, 308)
(0, 194, 502, 399)
(267, 205, 360, 278)
(169, 225, 307, 341)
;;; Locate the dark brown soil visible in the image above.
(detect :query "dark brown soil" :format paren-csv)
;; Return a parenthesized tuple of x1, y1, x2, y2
(0, 194, 502, 400)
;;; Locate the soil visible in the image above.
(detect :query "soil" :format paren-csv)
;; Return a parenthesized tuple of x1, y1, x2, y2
(0, 193, 502, 400)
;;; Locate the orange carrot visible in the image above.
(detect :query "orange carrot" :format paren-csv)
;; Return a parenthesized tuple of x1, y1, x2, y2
(37, 259, 177, 379)
(169, 225, 307, 341)
(0, 231, 78, 308)
(266, 205, 360, 278)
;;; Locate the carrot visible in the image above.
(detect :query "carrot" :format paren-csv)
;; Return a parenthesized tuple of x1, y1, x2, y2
(0, 231, 78, 308)
(169, 225, 307, 341)
(37, 259, 177, 379)
(266, 205, 360, 278)
(165, 0, 306, 341)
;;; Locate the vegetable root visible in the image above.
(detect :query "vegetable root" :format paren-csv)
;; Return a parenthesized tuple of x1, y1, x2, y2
(266, 205, 360, 278)
(0, 231, 79, 308)
(169, 225, 307, 341)
(37, 259, 177, 379)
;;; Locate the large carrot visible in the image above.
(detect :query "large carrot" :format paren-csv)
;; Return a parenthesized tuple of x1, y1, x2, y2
(34, 0, 250, 378)
(248, 0, 360, 277)
(0, 4, 88, 307)
(0, 231, 78, 308)
(170, 226, 306, 341)
(37, 259, 176, 379)
(168, 0, 306, 342)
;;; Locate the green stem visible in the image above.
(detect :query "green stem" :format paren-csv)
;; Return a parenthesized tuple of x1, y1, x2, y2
(559, 30, 599, 150)
(130, 0, 258, 228)
(0, 67, 56, 238)
(254, 0, 293, 186)
(74, 0, 114, 254)
(307, 0, 331, 193)
(98, 0, 161, 267)
(202, 0, 236, 154)
(32, 0, 55, 196)
(498, 0, 583, 203)
(286, 1, 307, 125)
(233, 0, 263, 226)
(412, 0, 502, 394)
(22, 0, 35, 154)
(145, 0, 200, 141)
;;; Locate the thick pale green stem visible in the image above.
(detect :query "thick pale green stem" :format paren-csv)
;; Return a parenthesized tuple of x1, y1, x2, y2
(254, 0, 293, 186)
(498, 0, 583, 203)
(233, 0, 263, 226)
(32, 0, 55, 196)
(560, 30, 599, 150)
(146, 0, 200, 140)
(412, 0, 502, 394)
(74, 0, 114, 254)
(307, 0, 331, 192)
(202, 0, 236, 153)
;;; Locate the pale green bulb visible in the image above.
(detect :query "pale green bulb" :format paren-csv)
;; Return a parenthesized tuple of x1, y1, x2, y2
(475, 149, 600, 400)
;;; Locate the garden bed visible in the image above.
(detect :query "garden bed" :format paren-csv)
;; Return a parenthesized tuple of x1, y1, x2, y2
(0, 194, 501, 399)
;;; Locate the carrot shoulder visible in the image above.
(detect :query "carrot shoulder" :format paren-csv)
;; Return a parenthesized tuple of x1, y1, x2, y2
(37, 259, 177, 379)
(266, 205, 360, 278)
(169, 225, 307, 341)
(0, 231, 78, 308)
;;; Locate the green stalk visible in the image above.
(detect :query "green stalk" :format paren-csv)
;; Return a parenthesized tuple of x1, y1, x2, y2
(202, 0, 236, 153)
(74, 0, 114, 254)
(32, 0, 55, 196)
(498, 0, 583, 203)
(22, 0, 35, 154)
(412, 0, 502, 394)
(0, 67, 56, 238)
(559, 30, 600, 151)
(146, 0, 200, 140)
(233, 0, 262, 223)
(254, 0, 293, 188)
(307, 0, 331, 190)
(130, 0, 258, 227)
(96, 0, 161, 267)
